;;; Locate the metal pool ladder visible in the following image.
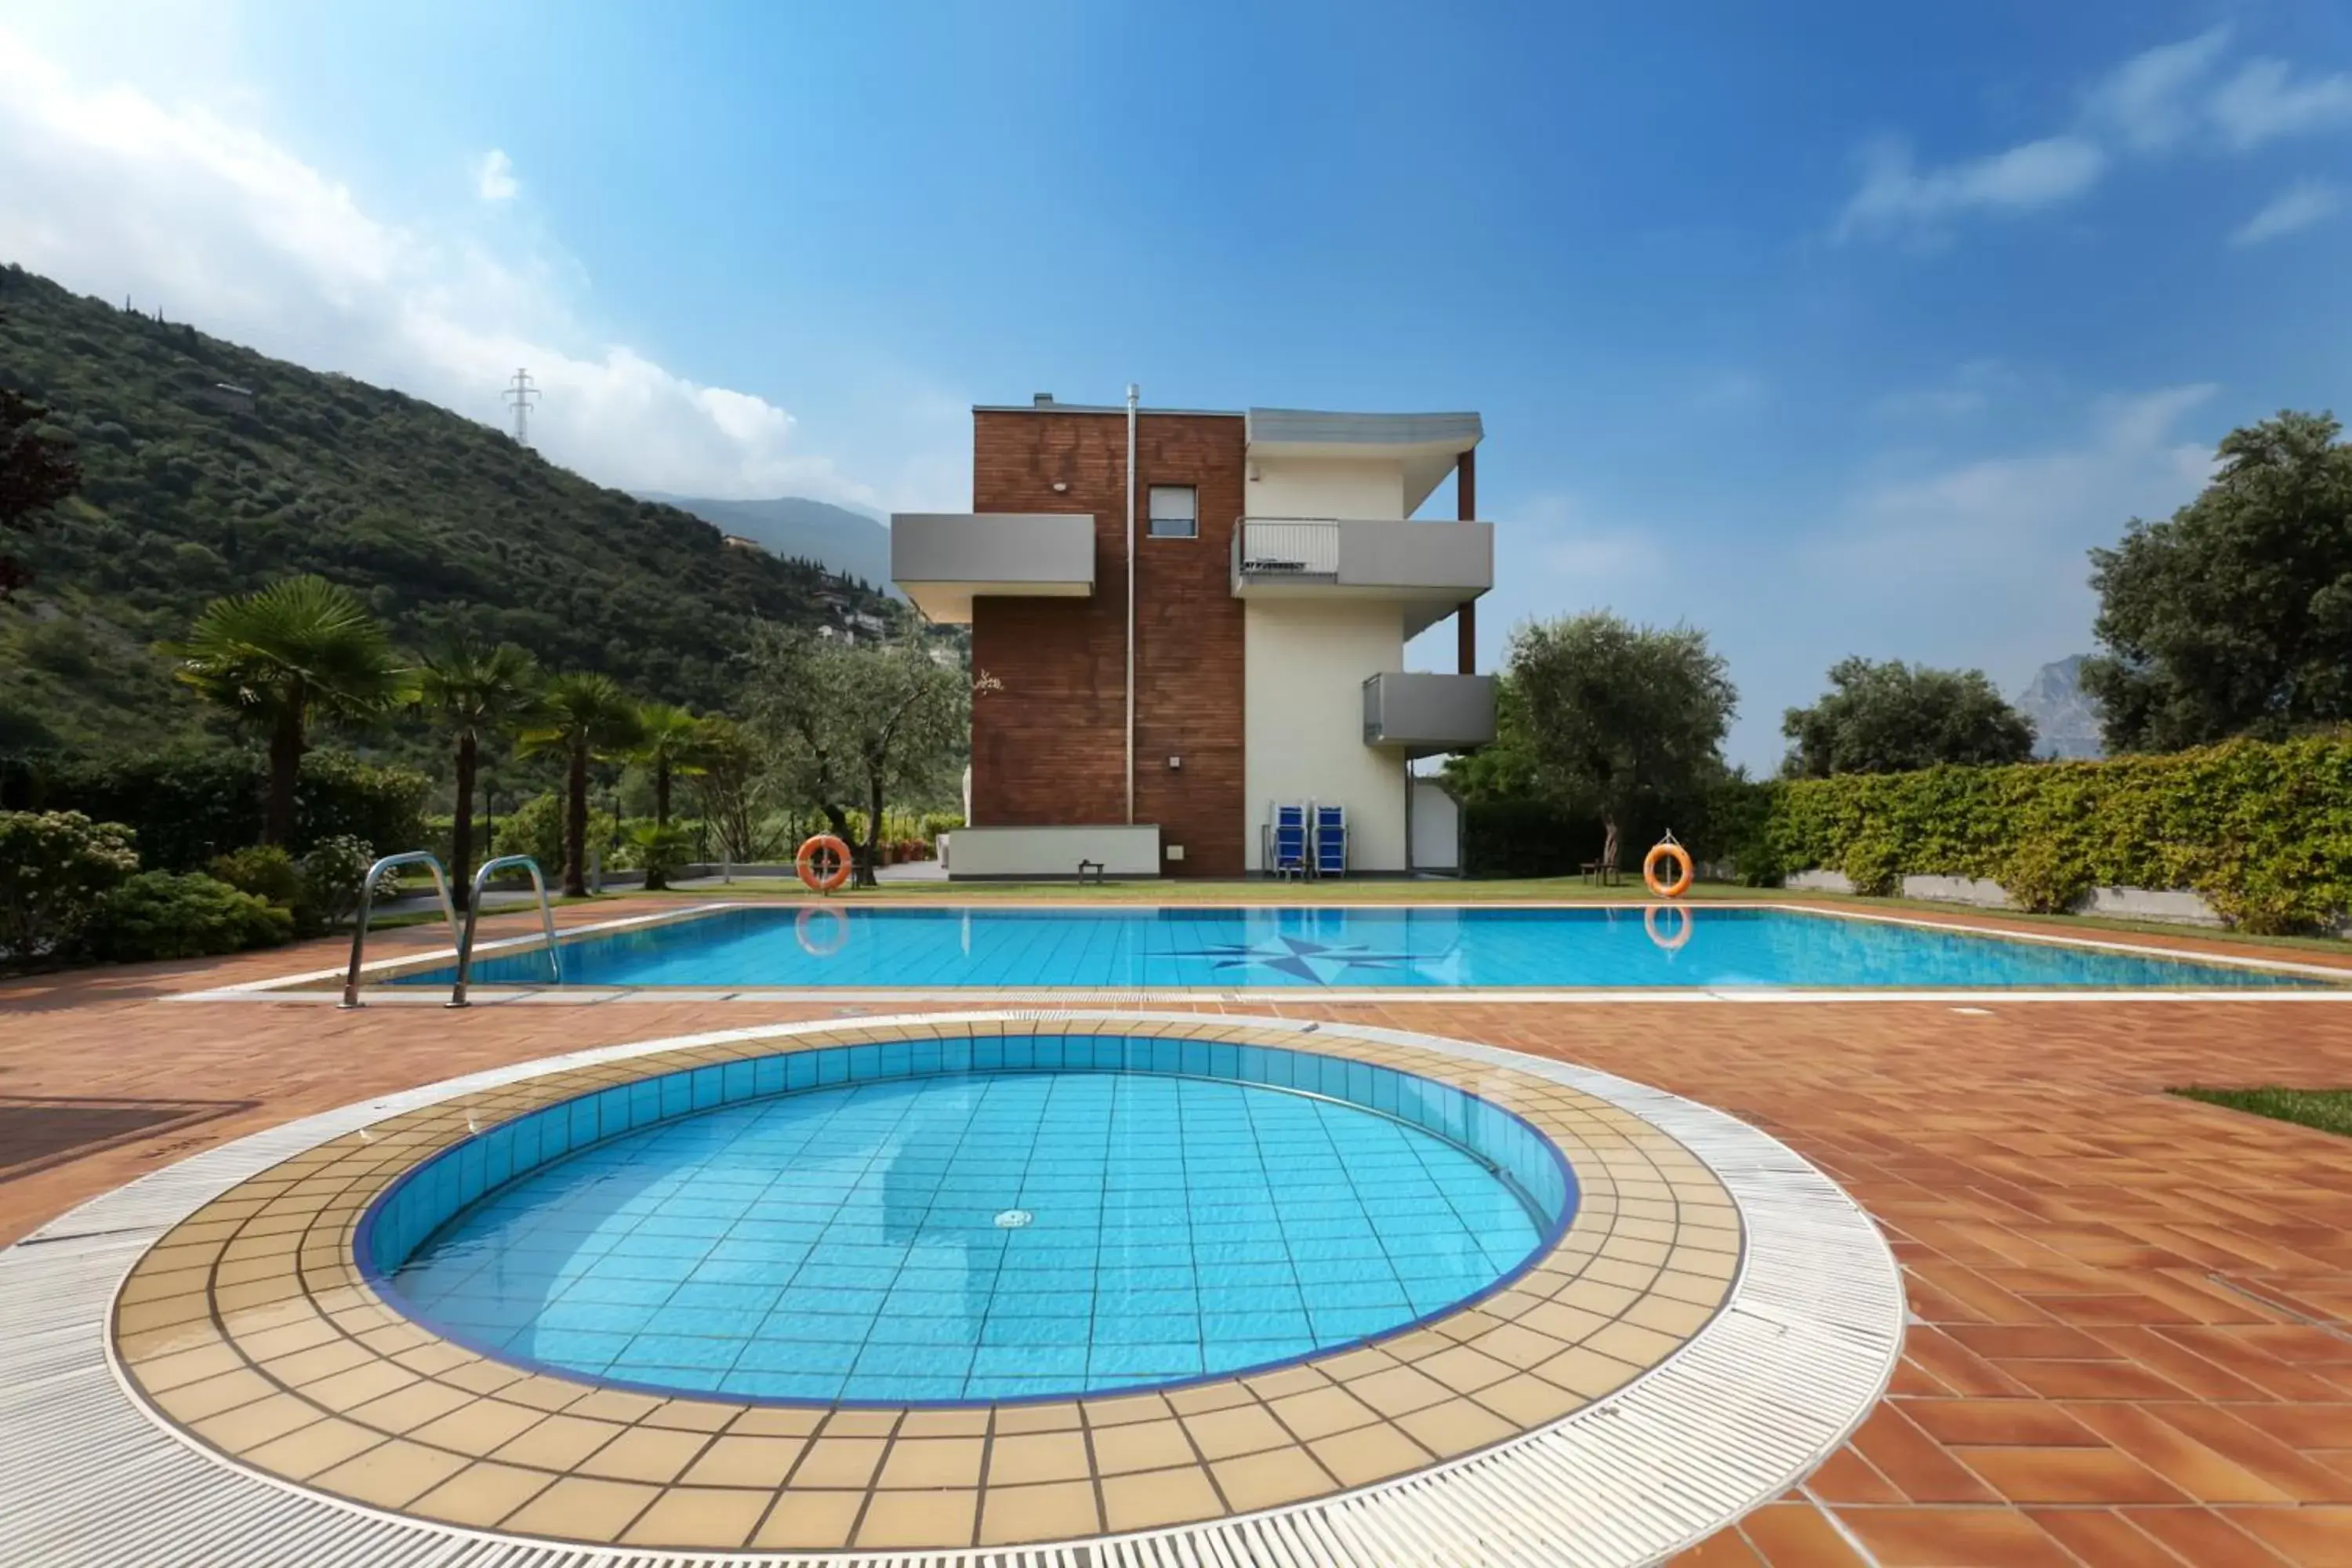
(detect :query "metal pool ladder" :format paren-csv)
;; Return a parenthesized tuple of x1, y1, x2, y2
(447, 855, 562, 1008)
(340, 851, 462, 1008)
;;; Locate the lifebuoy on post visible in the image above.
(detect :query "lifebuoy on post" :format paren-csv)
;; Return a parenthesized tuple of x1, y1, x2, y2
(1642, 835, 1693, 898)
(795, 833, 852, 894)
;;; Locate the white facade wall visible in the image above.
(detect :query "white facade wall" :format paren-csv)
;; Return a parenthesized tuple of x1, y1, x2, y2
(1247, 457, 1406, 520)
(1244, 600, 1408, 872)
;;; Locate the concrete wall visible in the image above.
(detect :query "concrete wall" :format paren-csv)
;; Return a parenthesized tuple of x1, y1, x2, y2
(1783, 868, 2230, 927)
(944, 825, 1162, 879)
(1244, 599, 1409, 872)
(1247, 456, 1405, 520)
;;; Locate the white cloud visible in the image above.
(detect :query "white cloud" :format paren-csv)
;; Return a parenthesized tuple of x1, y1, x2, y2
(473, 148, 518, 203)
(1691, 370, 1766, 412)
(2230, 179, 2342, 246)
(2085, 26, 2232, 150)
(1835, 135, 2105, 241)
(0, 27, 948, 510)
(2210, 58, 2352, 148)
(1817, 385, 2216, 638)
(1872, 359, 2013, 420)
(1518, 495, 1667, 590)
(1839, 29, 2352, 244)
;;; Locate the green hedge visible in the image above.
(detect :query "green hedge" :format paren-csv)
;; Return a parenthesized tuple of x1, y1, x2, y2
(0, 747, 428, 869)
(1753, 736, 2352, 934)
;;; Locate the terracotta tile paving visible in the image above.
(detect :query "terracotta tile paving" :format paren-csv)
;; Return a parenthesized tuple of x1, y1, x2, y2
(7, 897, 2352, 1563)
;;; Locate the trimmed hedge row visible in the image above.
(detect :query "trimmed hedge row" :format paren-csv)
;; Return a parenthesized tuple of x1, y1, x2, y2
(1751, 736, 2352, 934)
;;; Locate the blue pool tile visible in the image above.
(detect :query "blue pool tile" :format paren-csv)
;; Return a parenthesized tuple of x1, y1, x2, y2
(384, 1054, 1557, 1406)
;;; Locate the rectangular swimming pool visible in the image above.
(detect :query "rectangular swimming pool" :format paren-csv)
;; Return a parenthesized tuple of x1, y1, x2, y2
(387, 905, 2329, 991)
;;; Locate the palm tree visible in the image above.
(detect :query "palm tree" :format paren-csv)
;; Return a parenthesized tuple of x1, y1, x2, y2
(520, 673, 645, 896)
(630, 702, 705, 891)
(416, 638, 541, 906)
(169, 576, 409, 845)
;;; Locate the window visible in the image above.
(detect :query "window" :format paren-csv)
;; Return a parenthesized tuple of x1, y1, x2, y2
(1147, 484, 1197, 539)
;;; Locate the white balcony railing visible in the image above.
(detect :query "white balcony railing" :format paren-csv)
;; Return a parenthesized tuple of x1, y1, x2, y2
(1232, 517, 1492, 608)
(1234, 519, 1341, 579)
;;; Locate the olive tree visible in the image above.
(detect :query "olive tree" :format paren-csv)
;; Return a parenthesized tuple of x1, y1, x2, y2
(744, 627, 971, 888)
(1508, 612, 1737, 873)
(1781, 657, 2034, 778)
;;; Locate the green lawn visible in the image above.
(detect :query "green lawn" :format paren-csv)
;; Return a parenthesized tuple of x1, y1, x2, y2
(2171, 1087, 2352, 1139)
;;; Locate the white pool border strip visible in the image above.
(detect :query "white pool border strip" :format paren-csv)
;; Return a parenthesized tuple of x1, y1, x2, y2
(0, 1012, 1903, 1568)
(169, 897, 2352, 1006)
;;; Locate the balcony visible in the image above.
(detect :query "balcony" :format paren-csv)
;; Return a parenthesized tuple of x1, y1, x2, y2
(1362, 671, 1497, 758)
(1232, 517, 1492, 636)
(890, 512, 1096, 624)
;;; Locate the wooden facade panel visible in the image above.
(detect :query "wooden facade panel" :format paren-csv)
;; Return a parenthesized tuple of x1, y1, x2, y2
(968, 408, 1247, 876)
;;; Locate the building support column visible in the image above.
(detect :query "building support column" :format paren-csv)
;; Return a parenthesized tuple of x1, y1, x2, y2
(1456, 448, 1477, 675)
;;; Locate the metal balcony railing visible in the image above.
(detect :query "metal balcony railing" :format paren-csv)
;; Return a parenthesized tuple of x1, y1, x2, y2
(1234, 519, 1341, 579)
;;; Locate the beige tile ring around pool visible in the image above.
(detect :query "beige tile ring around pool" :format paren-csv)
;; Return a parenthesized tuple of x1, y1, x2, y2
(64, 1013, 1901, 1566)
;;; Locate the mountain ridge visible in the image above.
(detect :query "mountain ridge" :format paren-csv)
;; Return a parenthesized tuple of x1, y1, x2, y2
(637, 492, 896, 593)
(2015, 655, 2104, 760)
(0, 261, 894, 758)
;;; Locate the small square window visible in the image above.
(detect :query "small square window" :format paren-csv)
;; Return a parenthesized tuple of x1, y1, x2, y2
(1148, 485, 1197, 539)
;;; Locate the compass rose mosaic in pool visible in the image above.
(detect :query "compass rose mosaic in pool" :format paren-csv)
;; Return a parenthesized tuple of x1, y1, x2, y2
(1163, 935, 1428, 983)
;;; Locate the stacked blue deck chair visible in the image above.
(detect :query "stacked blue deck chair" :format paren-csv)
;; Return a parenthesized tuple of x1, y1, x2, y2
(1313, 804, 1348, 878)
(1265, 802, 1308, 880)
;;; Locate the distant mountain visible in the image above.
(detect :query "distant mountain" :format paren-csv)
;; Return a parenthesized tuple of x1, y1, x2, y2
(641, 493, 896, 594)
(0, 262, 895, 759)
(2016, 655, 2104, 760)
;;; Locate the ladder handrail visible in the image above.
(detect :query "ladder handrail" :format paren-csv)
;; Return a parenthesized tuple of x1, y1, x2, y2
(340, 851, 461, 1009)
(447, 855, 561, 1008)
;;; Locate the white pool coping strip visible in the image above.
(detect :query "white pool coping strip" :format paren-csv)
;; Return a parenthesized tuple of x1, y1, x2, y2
(0, 1012, 1903, 1567)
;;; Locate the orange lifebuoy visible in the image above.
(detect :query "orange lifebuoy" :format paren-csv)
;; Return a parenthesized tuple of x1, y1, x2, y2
(795, 833, 853, 894)
(1644, 902, 1692, 953)
(1642, 838, 1693, 898)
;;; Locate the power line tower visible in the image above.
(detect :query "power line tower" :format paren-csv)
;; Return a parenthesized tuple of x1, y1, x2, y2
(503, 368, 539, 446)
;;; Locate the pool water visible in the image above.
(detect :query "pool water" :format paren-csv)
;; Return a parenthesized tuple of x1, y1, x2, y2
(394, 904, 2315, 990)
(380, 1069, 1558, 1403)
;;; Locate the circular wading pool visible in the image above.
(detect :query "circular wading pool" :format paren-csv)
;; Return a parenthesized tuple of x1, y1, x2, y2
(75, 1014, 1904, 1563)
(361, 1038, 1574, 1406)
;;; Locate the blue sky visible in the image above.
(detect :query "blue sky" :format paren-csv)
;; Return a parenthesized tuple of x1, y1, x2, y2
(4, 2, 2350, 768)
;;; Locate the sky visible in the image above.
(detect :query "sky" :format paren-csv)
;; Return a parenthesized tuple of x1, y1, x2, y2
(2, 2, 2350, 770)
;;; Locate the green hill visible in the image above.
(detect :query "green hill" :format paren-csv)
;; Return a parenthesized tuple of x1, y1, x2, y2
(0, 262, 895, 758)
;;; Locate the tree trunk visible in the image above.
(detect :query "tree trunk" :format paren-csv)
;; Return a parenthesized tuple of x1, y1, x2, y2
(450, 732, 477, 911)
(1600, 812, 1621, 880)
(859, 775, 884, 889)
(263, 697, 305, 847)
(644, 757, 672, 892)
(564, 743, 590, 897)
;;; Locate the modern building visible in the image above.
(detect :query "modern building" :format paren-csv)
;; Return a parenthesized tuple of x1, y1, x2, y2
(892, 391, 1496, 879)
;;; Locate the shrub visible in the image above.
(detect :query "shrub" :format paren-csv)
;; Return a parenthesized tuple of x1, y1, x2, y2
(10, 747, 428, 870)
(210, 844, 303, 907)
(298, 834, 379, 930)
(491, 793, 612, 880)
(83, 872, 292, 962)
(1763, 736, 2352, 934)
(0, 810, 140, 960)
(625, 822, 697, 890)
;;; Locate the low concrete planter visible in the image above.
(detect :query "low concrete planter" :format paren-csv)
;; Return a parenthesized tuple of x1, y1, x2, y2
(1785, 867, 2228, 928)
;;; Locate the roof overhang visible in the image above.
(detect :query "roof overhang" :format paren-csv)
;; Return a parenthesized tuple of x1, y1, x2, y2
(1245, 409, 1483, 514)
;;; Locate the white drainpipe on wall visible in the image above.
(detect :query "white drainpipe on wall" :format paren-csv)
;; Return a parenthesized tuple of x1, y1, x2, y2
(1124, 383, 1138, 826)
